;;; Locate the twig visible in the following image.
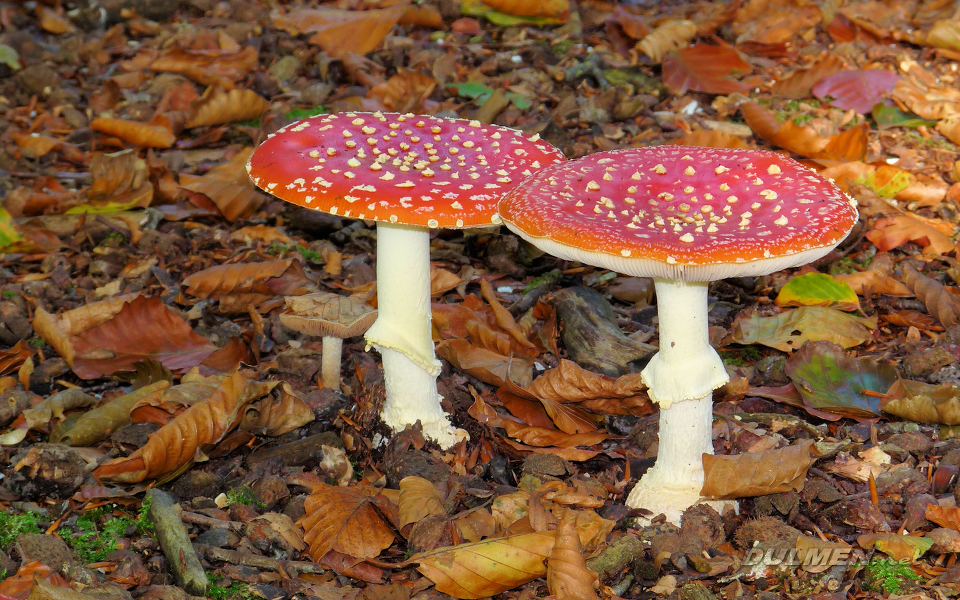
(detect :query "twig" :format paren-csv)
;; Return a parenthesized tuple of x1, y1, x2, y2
(180, 511, 244, 532)
(200, 546, 325, 575)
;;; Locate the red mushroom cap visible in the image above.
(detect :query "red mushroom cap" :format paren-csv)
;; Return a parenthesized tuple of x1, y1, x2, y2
(247, 112, 565, 229)
(498, 146, 859, 281)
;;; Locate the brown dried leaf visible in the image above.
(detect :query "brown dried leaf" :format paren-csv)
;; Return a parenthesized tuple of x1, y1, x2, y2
(299, 483, 397, 561)
(367, 69, 437, 113)
(69, 296, 218, 379)
(482, 0, 568, 17)
(865, 214, 955, 256)
(72, 150, 154, 212)
(772, 53, 847, 99)
(0, 341, 34, 376)
(638, 20, 697, 63)
(732, 0, 820, 44)
(701, 439, 821, 499)
(399, 476, 446, 533)
(240, 382, 314, 436)
(436, 339, 533, 388)
(184, 87, 270, 129)
(151, 45, 259, 87)
(415, 531, 557, 599)
(179, 148, 264, 222)
(526, 359, 648, 408)
(927, 505, 960, 531)
(479, 279, 537, 353)
(662, 44, 751, 95)
(32, 294, 144, 366)
(0, 389, 94, 446)
(835, 270, 913, 296)
(670, 129, 750, 149)
(613, 5, 650, 39)
(881, 379, 960, 424)
(430, 266, 463, 298)
(400, 4, 444, 28)
(742, 101, 868, 160)
(272, 6, 408, 58)
(131, 374, 227, 425)
(547, 511, 599, 600)
(93, 372, 272, 483)
(53, 381, 170, 447)
(900, 266, 960, 328)
(91, 116, 176, 148)
(184, 259, 312, 300)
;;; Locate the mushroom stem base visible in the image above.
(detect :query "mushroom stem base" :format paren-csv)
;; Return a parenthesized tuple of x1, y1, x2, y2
(625, 484, 738, 527)
(377, 346, 466, 449)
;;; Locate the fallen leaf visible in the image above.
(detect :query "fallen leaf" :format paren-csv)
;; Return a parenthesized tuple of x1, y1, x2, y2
(179, 148, 264, 222)
(784, 341, 898, 421)
(547, 511, 599, 600)
(728, 306, 877, 352)
(299, 483, 397, 561)
(399, 476, 446, 533)
(775, 272, 861, 312)
(271, 6, 408, 58)
(638, 20, 697, 63)
(741, 101, 868, 161)
(184, 87, 270, 128)
(771, 53, 846, 99)
(661, 44, 751, 95)
(93, 372, 272, 483)
(524, 360, 649, 413)
(183, 259, 313, 307)
(436, 339, 533, 388)
(240, 382, 314, 436)
(865, 214, 955, 256)
(479, 0, 567, 18)
(834, 271, 913, 296)
(415, 531, 557, 599)
(367, 69, 437, 113)
(52, 381, 170, 447)
(91, 115, 176, 148)
(69, 296, 219, 379)
(670, 129, 751, 149)
(701, 440, 821, 498)
(858, 533, 933, 561)
(881, 379, 960, 424)
(900, 265, 960, 327)
(812, 69, 900, 113)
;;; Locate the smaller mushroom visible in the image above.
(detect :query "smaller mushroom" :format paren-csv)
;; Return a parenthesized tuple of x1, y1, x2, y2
(280, 292, 377, 390)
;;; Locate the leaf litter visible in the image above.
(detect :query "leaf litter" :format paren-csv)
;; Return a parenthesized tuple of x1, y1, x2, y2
(4, 0, 960, 599)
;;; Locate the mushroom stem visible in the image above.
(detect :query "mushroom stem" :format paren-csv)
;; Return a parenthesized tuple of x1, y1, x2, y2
(364, 223, 463, 449)
(320, 336, 343, 390)
(627, 279, 735, 523)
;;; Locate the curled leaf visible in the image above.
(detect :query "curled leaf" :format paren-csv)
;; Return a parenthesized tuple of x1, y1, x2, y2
(399, 476, 446, 533)
(637, 20, 696, 63)
(53, 381, 170, 447)
(240, 383, 314, 436)
(547, 511, 599, 600)
(742, 101, 867, 161)
(299, 483, 397, 561)
(184, 87, 270, 128)
(900, 265, 960, 327)
(881, 379, 960, 424)
(701, 440, 821, 498)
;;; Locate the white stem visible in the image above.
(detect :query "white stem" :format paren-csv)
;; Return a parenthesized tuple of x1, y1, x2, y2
(363, 223, 464, 448)
(627, 278, 735, 523)
(640, 279, 728, 408)
(320, 336, 342, 390)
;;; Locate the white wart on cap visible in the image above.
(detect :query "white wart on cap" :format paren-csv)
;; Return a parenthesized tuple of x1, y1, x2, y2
(498, 146, 859, 280)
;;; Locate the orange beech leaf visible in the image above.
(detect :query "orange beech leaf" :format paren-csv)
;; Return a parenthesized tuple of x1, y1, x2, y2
(230, 225, 292, 245)
(93, 371, 273, 483)
(638, 20, 696, 63)
(772, 53, 847, 99)
(731, 0, 820, 45)
(179, 148, 264, 222)
(239, 382, 314, 436)
(436, 339, 533, 388)
(70, 151, 154, 213)
(481, 0, 567, 18)
(183, 259, 312, 300)
(701, 440, 821, 499)
(12, 131, 62, 158)
(901, 265, 960, 328)
(0, 341, 34, 376)
(91, 115, 176, 148)
(547, 511, 600, 600)
(151, 45, 259, 87)
(32, 293, 143, 367)
(865, 214, 955, 256)
(368, 68, 437, 113)
(741, 101, 868, 161)
(130, 373, 228, 425)
(479, 279, 537, 352)
(36, 5, 76, 34)
(613, 5, 649, 39)
(400, 4, 444, 28)
(398, 476, 446, 533)
(415, 531, 557, 599)
(525, 360, 649, 410)
(53, 381, 170, 447)
(69, 296, 219, 379)
(299, 483, 397, 561)
(661, 44, 751, 95)
(184, 87, 270, 129)
(926, 505, 960, 532)
(671, 129, 750, 149)
(430, 266, 463, 297)
(271, 6, 408, 58)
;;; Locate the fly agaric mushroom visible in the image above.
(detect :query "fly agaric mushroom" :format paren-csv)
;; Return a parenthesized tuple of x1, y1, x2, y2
(248, 112, 565, 448)
(279, 292, 377, 390)
(498, 146, 858, 523)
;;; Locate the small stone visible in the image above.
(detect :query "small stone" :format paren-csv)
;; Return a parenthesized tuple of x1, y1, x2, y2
(902, 345, 957, 380)
(902, 494, 937, 532)
(249, 476, 290, 509)
(15, 533, 76, 570)
(267, 55, 302, 84)
(193, 528, 241, 548)
(170, 470, 225, 501)
(837, 498, 890, 532)
(927, 527, 960, 553)
(521, 453, 567, 479)
(875, 467, 931, 498)
(883, 431, 933, 455)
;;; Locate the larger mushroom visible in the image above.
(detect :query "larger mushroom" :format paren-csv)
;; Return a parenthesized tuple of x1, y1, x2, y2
(248, 112, 564, 448)
(498, 146, 858, 523)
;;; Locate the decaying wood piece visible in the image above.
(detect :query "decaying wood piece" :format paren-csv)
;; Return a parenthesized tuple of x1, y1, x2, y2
(585, 533, 645, 580)
(146, 489, 208, 596)
(547, 286, 656, 377)
(200, 546, 325, 574)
